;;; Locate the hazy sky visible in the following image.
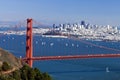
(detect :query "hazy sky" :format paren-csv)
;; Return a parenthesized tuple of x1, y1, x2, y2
(0, 0, 120, 26)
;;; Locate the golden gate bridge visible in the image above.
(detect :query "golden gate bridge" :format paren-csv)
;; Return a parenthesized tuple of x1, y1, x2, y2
(21, 18, 120, 68)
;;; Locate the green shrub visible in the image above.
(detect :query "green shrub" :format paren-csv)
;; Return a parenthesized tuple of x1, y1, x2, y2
(12, 70, 21, 80)
(42, 72, 52, 80)
(2, 62, 12, 71)
(0, 64, 52, 80)
(0, 66, 2, 71)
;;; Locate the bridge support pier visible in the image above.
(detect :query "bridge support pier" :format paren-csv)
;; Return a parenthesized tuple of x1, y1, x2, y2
(26, 18, 33, 67)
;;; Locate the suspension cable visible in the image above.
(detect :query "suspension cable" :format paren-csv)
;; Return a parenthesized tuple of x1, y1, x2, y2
(69, 37, 120, 52)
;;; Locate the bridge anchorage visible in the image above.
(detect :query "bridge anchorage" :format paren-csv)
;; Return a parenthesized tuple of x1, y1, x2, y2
(24, 18, 120, 68)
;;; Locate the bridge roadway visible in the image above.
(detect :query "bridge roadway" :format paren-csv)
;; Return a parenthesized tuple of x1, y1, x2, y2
(23, 54, 120, 61)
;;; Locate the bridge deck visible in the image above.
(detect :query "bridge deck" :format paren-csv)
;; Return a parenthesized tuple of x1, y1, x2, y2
(23, 54, 120, 61)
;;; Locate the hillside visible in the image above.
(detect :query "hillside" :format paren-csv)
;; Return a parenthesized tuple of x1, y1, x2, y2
(0, 48, 23, 69)
(0, 48, 52, 80)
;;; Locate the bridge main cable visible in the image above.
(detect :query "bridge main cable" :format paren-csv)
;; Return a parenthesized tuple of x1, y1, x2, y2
(69, 37, 120, 52)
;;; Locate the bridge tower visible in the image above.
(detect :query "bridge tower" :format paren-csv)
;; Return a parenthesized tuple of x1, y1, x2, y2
(26, 18, 33, 67)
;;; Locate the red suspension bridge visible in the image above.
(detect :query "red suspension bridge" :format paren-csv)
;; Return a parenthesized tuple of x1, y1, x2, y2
(23, 18, 120, 67)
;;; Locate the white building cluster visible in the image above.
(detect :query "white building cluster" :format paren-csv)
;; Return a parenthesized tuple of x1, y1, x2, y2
(52, 21, 120, 41)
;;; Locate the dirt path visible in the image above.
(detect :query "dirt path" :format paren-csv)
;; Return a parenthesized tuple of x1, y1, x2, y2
(1, 67, 17, 74)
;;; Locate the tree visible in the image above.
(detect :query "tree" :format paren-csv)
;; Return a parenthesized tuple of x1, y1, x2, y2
(0, 75, 7, 80)
(13, 70, 21, 80)
(27, 68, 36, 80)
(0, 64, 52, 80)
(34, 68, 43, 80)
(20, 65, 30, 80)
(21, 70, 28, 80)
(42, 72, 52, 80)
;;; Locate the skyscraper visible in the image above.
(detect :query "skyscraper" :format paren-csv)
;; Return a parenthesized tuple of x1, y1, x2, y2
(53, 24, 56, 28)
(81, 21, 85, 27)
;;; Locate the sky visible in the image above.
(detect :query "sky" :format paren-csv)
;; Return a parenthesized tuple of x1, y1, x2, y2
(0, 0, 120, 26)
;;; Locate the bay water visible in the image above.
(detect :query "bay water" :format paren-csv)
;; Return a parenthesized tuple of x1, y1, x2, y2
(0, 35, 120, 80)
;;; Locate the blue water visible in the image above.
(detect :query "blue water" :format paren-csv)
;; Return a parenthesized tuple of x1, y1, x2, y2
(0, 35, 120, 80)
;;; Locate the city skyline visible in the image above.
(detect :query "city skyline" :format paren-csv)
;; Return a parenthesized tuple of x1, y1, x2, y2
(0, 0, 120, 26)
